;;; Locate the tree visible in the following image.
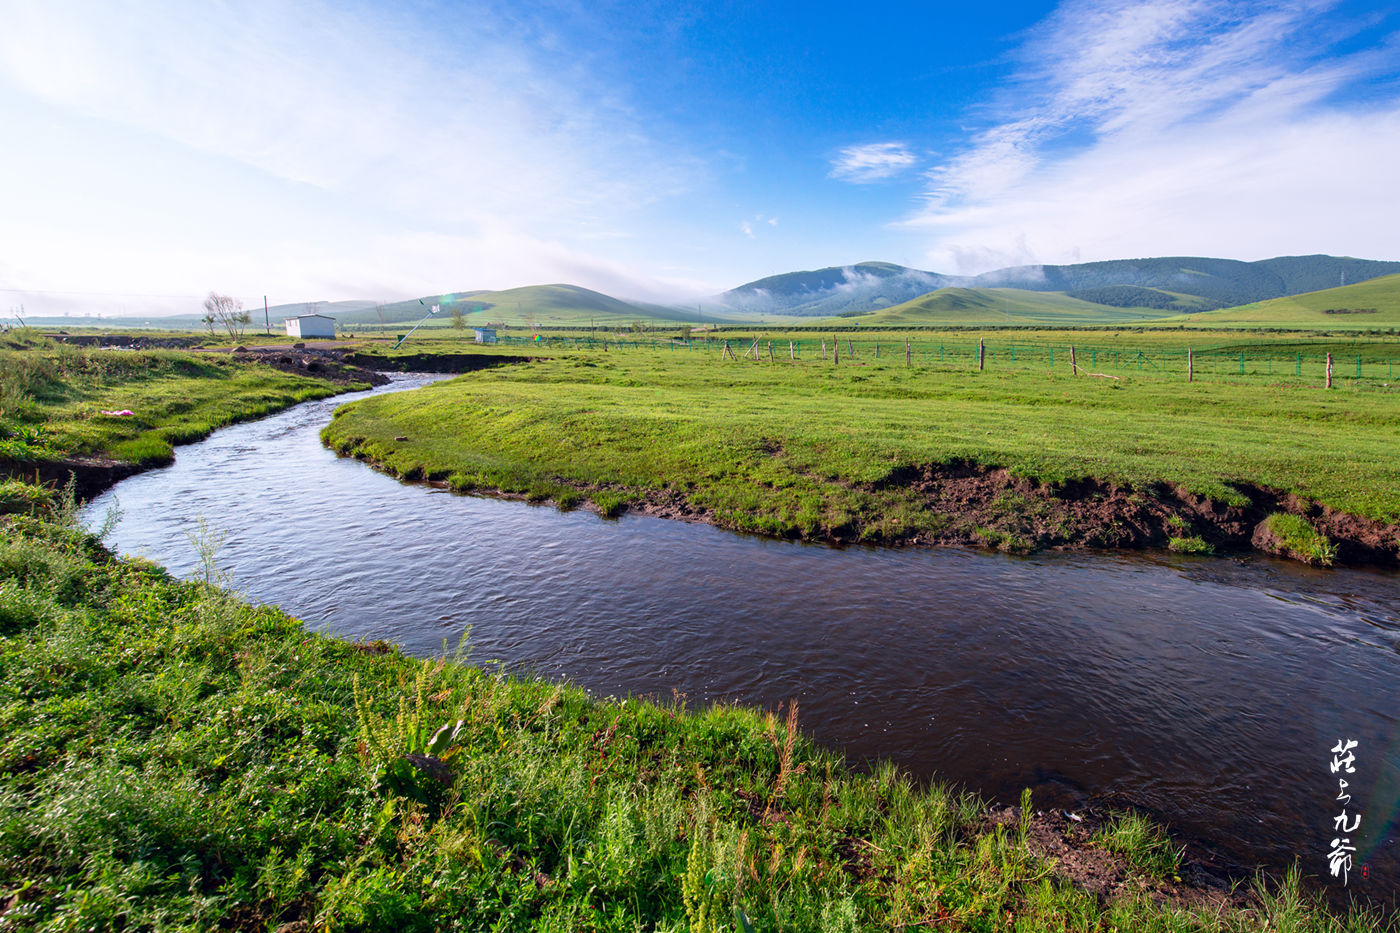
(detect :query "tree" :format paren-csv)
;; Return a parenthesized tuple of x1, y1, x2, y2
(450, 304, 465, 332)
(204, 292, 250, 340)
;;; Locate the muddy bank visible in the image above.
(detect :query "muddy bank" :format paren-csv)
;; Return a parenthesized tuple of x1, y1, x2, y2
(341, 351, 533, 373)
(850, 460, 1400, 567)
(226, 347, 390, 386)
(39, 333, 207, 349)
(1, 456, 144, 502)
(346, 449, 1399, 568)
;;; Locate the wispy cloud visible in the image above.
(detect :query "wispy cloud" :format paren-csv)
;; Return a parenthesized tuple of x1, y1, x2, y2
(0, 0, 704, 307)
(905, 0, 1400, 272)
(739, 214, 777, 238)
(829, 142, 917, 183)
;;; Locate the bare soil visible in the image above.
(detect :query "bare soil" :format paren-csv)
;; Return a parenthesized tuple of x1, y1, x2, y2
(610, 461, 1400, 568)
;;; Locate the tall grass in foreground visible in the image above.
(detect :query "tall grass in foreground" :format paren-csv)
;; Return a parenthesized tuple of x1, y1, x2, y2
(0, 490, 1391, 930)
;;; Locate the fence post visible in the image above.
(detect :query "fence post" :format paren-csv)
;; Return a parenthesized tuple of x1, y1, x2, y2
(875, 341, 879, 359)
(905, 339, 911, 368)
(1356, 355, 1362, 379)
(790, 340, 795, 360)
(1239, 351, 1244, 376)
(1326, 352, 1333, 389)
(847, 339, 855, 359)
(1187, 347, 1193, 382)
(768, 340, 774, 363)
(1069, 345, 1077, 376)
(978, 338, 985, 372)
(821, 338, 827, 360)
(834, 338, 840, 365)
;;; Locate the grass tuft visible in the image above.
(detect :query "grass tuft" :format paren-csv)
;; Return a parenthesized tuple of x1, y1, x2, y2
(1167, 535, 1214, 555)
(1092, 810, 1183, 881)
(1263, 513, 1338, 565)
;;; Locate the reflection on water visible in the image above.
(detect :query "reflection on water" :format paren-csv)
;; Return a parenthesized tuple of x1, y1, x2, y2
(85, 373, 1400, 902)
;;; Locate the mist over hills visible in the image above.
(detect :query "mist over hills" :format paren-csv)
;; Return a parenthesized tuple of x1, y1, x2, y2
(194, 253, 1400, 332)
(718, 254, 1400, 317)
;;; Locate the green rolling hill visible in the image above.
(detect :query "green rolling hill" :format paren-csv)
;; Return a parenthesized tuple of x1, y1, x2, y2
(721, 254, 1400, 317)
(331, 285, 698, 328)
(846, 287, 1172, 326)
(1163, 274, 1400, 329)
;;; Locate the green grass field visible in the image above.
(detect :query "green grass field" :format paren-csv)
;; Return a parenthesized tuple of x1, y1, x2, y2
(1165, 274, 1400, 330)
(321, 345, 1400, 550)
(0, 332, 364, 470)
(0, 502, 1384, 930)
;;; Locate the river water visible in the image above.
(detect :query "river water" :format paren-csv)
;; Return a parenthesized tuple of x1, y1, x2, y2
(84, 373, 1400, 902)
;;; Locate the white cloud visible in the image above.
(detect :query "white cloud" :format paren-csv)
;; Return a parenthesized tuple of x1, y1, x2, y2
(905, 0, 1400, 272)
(0, 0, 706, 309)
(739, 214, 778, 239)
(829, 142, 918, 183)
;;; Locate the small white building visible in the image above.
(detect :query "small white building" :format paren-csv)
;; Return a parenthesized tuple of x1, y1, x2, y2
(474, 327, 497, 344)
(284, 314, 336, 339)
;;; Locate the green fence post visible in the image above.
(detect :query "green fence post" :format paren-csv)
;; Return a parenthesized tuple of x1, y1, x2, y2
(1091, 349, 1096, 367)
(1296, 353, 1302, 376)
(1357, 355, 1362, 379)
(1050, 348, 1055, 366)
(1239, 351, 1244, 375)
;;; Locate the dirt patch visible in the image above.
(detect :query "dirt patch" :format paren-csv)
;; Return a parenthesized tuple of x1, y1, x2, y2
(2, 456, 144, 502)
(846, 460, 1398, 567)
(613, 461, 1399, 567)
(228, 347, 390, 386)
(984, 804, 1253, 916)
(329, 441, 1399, 568)
(341, 351, 533, 373)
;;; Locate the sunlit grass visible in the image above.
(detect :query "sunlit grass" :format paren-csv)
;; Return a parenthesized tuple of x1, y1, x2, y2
(323, 348, 1400, 543)
(0, 497, 1387, 930)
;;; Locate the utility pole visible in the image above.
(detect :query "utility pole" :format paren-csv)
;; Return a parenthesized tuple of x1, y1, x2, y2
(264, 295, 270, 335)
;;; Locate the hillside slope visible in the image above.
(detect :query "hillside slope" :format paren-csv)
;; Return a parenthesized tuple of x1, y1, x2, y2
(721, 254, 1400, 317)
(1165, 273, 1400, 329)
(851, 287, 1170, 325)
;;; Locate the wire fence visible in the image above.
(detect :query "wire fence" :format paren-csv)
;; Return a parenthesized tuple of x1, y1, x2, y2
(461, 334, 1399, 384)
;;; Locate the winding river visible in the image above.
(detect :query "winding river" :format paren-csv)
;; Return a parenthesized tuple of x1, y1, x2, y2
(84, 373, 1400, 902)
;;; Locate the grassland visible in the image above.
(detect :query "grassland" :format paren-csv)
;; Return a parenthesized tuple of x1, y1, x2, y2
(0, 331, 368, 483)
(335, 284, 712, 329)
(321, 341, 1400, 560)
(0, 498, 1388, 930)
(846, 287, 1173, 326)
(1165, 274, 1400, 330)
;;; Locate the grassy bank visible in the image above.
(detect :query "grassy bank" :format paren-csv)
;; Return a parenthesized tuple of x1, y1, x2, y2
(320, 348, 1400, 559)
(0, 331, 369, 483)
(0, 500, 1387, 930)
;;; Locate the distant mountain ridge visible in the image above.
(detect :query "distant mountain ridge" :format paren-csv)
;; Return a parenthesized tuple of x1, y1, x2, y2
(719, 255, 1400, 317)
(255, 253, 1400, 329)
(313, 284, 696, 327)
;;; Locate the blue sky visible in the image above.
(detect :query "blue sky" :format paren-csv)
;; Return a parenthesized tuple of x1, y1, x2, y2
(2, 0, 1398, 315)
